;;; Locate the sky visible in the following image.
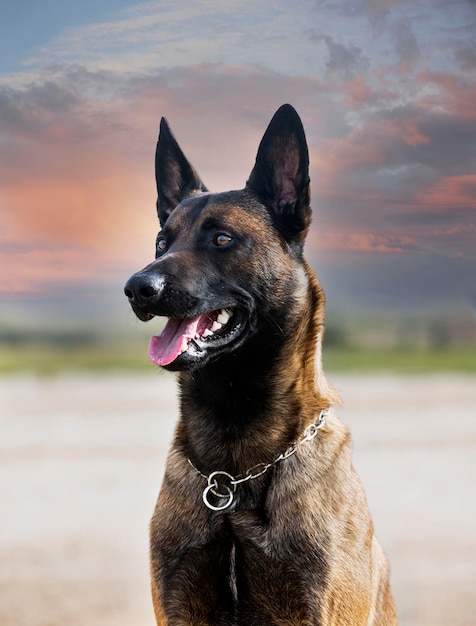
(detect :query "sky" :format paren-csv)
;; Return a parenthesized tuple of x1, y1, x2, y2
(1, 0, 475, 333)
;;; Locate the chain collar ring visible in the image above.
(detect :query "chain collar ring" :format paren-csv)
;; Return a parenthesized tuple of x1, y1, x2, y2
(188, 408, 329, 512)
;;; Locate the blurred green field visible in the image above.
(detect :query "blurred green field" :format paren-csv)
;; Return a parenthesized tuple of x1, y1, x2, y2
(323, 346, 475, 373)
(0, 343, 149, 376)
(0, 342, 474, 376)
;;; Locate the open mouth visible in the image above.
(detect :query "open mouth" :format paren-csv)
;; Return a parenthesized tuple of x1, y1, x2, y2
(148, 308, 243, 367)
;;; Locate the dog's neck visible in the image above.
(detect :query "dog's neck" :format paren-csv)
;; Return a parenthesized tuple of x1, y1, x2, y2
(174, 263, 335, 474)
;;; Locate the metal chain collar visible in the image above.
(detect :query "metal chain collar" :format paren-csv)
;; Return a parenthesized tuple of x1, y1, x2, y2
(188, 408, 329, 512)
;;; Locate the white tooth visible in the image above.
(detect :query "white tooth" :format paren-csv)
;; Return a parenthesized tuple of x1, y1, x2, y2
(217, 310, 231, 325)
(211, 321, 222, 332)
(203, 329, 213, 337)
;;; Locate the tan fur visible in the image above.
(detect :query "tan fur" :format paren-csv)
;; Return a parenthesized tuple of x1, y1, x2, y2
(125, 105, 397, 625)
(148, 267, 397, 624)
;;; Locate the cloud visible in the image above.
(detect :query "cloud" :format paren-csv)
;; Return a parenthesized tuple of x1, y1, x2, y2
(420, 70, 476, 120)
(1, 0, 475, 314)
(310, 34, 368, 79)
(453, 41, 476, 72)
(417, 175, 476, 210)
(2, 59, 475, 302)
(308, 231, 419, 254)
(8, 1, 329, 83)
(321, 0, 411, 21)
(316, 251, 475, 312)
(342, 74, 398, 109)
(0, 63, 333, 299)
(0, 70, 157, 299)
(392, 19, 420, 71)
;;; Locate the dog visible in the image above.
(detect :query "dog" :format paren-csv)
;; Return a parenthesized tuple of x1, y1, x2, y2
(124, 104, 398, 625)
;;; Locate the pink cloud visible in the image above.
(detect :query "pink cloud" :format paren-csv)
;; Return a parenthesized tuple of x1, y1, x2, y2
(308, 230, 419, 254)
(1, 61, 474, 304)
(313, 131, 384, 179)
(343, 75, 371, 109)
(416, 175, 476, 210)
(311, 112, 431, 189)
(419, 71, 476, 120)
(397, 116, 430, 147)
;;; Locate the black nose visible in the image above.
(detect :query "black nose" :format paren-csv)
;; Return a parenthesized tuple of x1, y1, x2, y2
(124, 272, 164, 307)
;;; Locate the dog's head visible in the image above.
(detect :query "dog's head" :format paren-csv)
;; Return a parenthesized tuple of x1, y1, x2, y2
(124, 104, 313, 371)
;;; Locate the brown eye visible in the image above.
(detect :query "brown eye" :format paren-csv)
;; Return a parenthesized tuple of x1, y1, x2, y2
(157, 237, 167, 251)
(213, 233, 232, 247)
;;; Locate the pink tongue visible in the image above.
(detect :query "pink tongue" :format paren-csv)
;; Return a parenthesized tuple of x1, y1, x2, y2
(148, 316, 202, 366)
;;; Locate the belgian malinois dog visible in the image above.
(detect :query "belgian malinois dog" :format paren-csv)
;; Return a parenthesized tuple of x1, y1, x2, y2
(124, 104, 397, 625)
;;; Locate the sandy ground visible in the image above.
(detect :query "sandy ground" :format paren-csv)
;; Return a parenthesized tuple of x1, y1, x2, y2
(0, 371, 475, 626)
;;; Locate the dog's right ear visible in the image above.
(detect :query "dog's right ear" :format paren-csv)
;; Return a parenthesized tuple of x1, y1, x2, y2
(155, 118, 208, 226)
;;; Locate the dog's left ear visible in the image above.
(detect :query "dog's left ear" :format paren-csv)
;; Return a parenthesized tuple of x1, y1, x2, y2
(155, 118, 208, 227)
(246, 104, 311, 244)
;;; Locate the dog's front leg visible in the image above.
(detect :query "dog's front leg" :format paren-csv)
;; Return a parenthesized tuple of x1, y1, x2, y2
(150, 474, 236, 625)
(150, 537, 236, 626)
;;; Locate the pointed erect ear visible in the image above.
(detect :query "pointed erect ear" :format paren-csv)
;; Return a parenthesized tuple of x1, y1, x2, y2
(246, 104, 311, 243)
(155, 118, 208, 226)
